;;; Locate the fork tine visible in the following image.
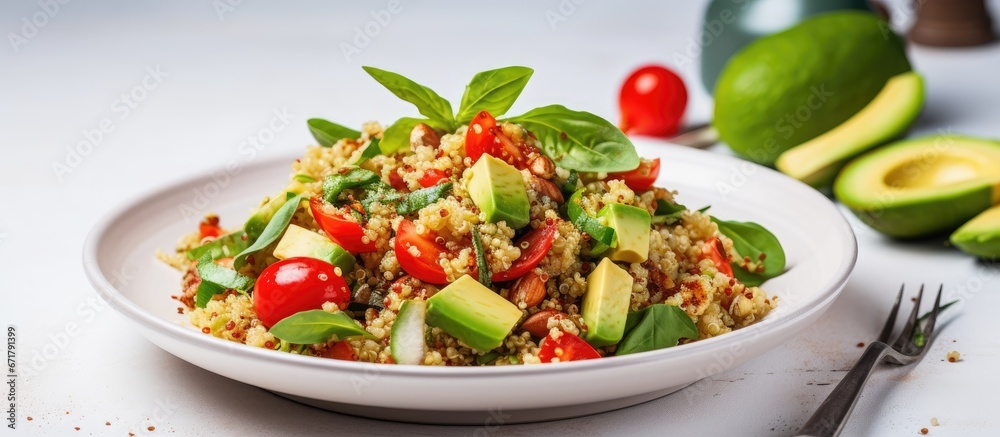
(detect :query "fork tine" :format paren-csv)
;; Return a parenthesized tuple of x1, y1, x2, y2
(878, 284, 905, 343)
(917, 285, 944, 353)
(892, 284, 924, 349)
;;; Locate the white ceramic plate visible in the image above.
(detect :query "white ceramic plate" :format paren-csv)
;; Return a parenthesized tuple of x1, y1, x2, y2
(82, 140, 857, 424)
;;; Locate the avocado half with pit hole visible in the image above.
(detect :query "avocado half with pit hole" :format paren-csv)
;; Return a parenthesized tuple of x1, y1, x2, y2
(777, 72, 925, 188)
(834, 135, 1000, 238)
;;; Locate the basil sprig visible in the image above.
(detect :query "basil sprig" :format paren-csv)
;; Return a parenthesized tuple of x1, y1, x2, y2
(186, 231, 249, 261)
(234, 193, 306, 269)
(363, 66, 456, 129)
(471, 227, 491, 287)
(323, 168, 381, 203)
(351, 138, 383, 166)
(456, 66, 533, 122)
(195, 255, 255, 308)
(308, 118, 362, 147)
(395, 182, 453, 215)
(268, 310, 376, 344)
(508, 105, 639, 172)
(616, 304, 698, 356)
(711, 218, 786, 287)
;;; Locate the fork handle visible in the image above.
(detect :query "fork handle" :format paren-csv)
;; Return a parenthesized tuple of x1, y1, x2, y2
(796, 343, 890, 437)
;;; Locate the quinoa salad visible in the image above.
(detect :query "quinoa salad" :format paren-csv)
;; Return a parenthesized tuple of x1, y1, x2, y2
(158, 66, 786, 366)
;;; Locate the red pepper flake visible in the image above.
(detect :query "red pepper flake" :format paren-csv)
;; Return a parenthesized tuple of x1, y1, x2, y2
(247, 255, 255, 265)
(582, 233, 591, 241)
(148, 426, 156, 431)
(75, 427, 80, 431)
(264, 341, 275, 349)
(744, 292, 753, 299)
(455, 196, 463, 202)
(201, 327, 211, 334)
(920, 428, 928, 435)
(857, 342, 865, 348)
(728, 278, 736, 286)
(211, 312, 218, 317)
(232, 331, 242, 339)
(26, 417, 32, 421)
(439, 209, 449, 217)
(176, 307, 184, 314)
(724, 288, 732, 296)
(545, 217, 553, 225)
(581, 263, 591, 273)
(225, 321, 236, 331)
(106, 422, 111, 426)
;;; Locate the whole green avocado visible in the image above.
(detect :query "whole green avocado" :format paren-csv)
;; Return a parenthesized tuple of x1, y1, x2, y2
(714, 11, 911, 165)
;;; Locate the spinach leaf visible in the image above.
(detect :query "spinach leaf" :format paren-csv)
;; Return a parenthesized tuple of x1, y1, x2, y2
(308, 118, 361, 147)
(651, 200, 686, 225)
(456, 66, 534, 122)
(195, 255, 255, 308)
(351, 138, 382, 165)
(322, 168, 381, 203)
(508, 105, 639, 172)
(234, 193, 306, 269)
(293, 174, 317, 183)
(362, 66, 455, 129)
(268, 309, 376, 344)
(186, 231, 249, 261)
(711, 218, 786, 287)
(396, 182, 452, 215)
(616, 304, 697, 356)
(471, 226, 491, 287)
(566, 189, 616, 247)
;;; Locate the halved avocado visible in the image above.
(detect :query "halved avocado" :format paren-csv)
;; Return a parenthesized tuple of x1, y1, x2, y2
(834, 135, 1000, 238)
(951, 205, 1000, 258)
(777, 72, 924, 188)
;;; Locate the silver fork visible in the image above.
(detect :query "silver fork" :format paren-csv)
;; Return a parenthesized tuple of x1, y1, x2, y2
(797, 284, 943, 437)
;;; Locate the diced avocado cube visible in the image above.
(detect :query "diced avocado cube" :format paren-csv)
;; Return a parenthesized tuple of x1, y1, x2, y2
(273, 224, 356, 274)
(598, 203, 651, 263)
(426, 275, 522, 351)
(581, 258, 634, 348)
(468, 155, 530, 229)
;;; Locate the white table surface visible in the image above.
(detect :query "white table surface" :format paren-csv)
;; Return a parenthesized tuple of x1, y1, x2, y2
(3, 0, 999, 435)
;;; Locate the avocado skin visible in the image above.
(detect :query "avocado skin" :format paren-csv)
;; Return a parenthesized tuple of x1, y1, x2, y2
(848, 185, 993, 239)
(714, 11, 910, 166)
(950, 207, 1000, 258)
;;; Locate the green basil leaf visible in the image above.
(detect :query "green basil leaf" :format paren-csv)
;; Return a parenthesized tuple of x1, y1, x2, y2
(616, 304, 697, 356)
(195, 255, 255, 308)
(651, 200, 686, 225)
(566, 189, 616, 247)
(186, 231, 249, 261)
(351, 138, 383, 165)
(234, 193, 306, 269)
(308, 119, 362, 147)
(711, 218, 786, 286)
(456, 66, 534, 122)
(322, 168, 381, 203)
(508, 105, 639, 172)
(561, 170, 579, 198)
(476, 351, 500, 365)
(293, 174, 317, 183)
(471, 227, 491, 287)
(362, 66, 455, 128)
(380, 117, 422, 154)
(268, 309, 375, 344)
(395, 182, 452, 215)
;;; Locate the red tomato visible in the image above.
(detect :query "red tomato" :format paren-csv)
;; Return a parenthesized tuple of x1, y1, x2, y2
(309, 197, 377, 253)
(538, 332, 601, 363)
(253, 257, 351, 328)
(394, 219, 448, 284)
(465, 110, 526, 167)
(388, 169, 408, 191)
(704, 237, 734, 277)
(418, 169, 449, 188)
(619, 65, 687, 137)
(199, 216, 223, 239)
(320, 341, 357, 361)
(608, 158, 661, 192)
(492, 222, 559, 282)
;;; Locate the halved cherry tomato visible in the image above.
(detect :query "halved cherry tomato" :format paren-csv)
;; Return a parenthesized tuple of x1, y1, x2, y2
(253, 257, 351, 328)
(310, 197, 377, 253)
(538, 332, 601, 363)
(608, 158, 661, 192)
(703, 237, 734, 277)
(199, 216, 223, 239)
(465, 110, 526, 167)
(388, 169, 408, 191)
(320, 341, 357, 361)
(619, 65, 687, 137)
(492, 221, 559, 282)
(418, 169, 449, 188)
(394, 219, 448, 284)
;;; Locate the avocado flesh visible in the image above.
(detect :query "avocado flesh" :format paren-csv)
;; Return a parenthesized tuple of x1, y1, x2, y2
(777, 72, 924, 188)
(581, 258, 634, 348)
(598, 203, 651, 263)
(273, 224, 357, 274)
(714, 12, 911, 165)
(834, 136, 1000, 238)
(951, 206, 1000, 258)
(244, 187, 305, 242)
(468, 155, 531, 229)
(426, 275, 522, 351)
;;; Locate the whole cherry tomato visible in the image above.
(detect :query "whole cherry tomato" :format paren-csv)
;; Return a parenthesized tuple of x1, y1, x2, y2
(465, 110, 527, 167)
(703, 237, 734, 277)
(492, 221, 559, 282)
(608, 158, 661, 192)
(310, 197, 377, 253)
(538, 332, 601, 363)
(619, 65, 687, 137)
(253, 257, 351, 327)
(394, 219, 449, 284)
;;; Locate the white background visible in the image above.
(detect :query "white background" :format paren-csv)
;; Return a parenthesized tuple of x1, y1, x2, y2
(3, 0, 1000, 435)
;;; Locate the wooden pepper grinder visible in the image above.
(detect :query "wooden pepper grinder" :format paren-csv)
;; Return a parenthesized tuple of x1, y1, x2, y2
(909, 0, 995, 47)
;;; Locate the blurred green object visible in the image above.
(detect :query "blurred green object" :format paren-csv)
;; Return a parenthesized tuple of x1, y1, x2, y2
(699, 0, 875, 93)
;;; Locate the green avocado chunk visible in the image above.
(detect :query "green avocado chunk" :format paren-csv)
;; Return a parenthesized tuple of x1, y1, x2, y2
(468, 155, 530, 229)
(273, 224, 356, 274)
(244, 188, 304, 242)
(426, 275, 522, 351)
(597, 203, 651, 263)
(951, 205, 1000, 258)
(581, 258, 634, 348)
(776, 72, 925, 188)
(834, 135, 1000, 238)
